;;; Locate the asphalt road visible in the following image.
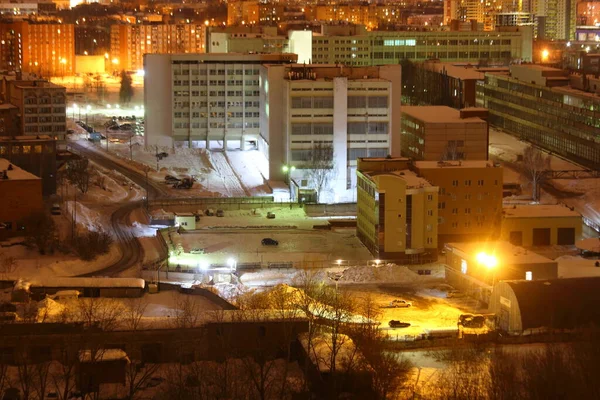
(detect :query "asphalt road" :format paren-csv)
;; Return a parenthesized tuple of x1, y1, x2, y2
(70, 141, 167, 276)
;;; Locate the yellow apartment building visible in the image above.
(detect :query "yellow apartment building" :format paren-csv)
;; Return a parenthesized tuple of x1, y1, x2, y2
(357, 158, 438, 264)
(501, 204, 582, 247)
(414, 160, 503, 244)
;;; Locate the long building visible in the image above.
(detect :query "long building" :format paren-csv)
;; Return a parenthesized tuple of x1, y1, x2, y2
(111, 23, 207, 71)
(0, 21, 75, 77)
(144, 53, 401, 193)
(480, 64, 600, 169)
(207, 24, 533, 65)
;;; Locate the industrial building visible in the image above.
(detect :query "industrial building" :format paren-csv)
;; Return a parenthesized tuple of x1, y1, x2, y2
(144, 54, 401, 187)
(489, 277, 600, 334)
(445, 241, 558, 285)
(401, 106, 489, 161)
(501, 204, 582, 247)
(414, 160, 503, 244)
(356, 157, 439, 264)
(0, 21, 75, 77)
(480, 64, 600, 169)
(0, 158, 43, 238)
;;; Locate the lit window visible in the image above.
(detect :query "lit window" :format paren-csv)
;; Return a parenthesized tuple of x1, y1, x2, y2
(461, 260, 467, 274)
(526, 271, 532, 281)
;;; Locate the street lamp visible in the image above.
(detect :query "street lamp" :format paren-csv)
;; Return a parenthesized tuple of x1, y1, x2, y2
(476, 252, 498, 286)
(227, 258, 237, 272)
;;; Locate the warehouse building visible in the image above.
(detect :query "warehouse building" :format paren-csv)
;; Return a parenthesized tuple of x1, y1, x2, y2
(489, 277, 600, 334)
(501, 204, 582, 247)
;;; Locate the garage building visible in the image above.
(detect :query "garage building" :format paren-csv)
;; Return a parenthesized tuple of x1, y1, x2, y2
(490, 277, 600, 334)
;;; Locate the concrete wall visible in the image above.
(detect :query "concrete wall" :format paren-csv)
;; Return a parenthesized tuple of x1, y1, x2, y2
(501, 215, 582, 247)
(144, 54, 173, 148)
(0, 178, 43, 238)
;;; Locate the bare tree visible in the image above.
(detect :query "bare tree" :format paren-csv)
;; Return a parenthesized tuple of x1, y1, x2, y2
(171, 294, 203, 329)
(520, 146, 551, 202)
(21, 212, 57, 255)
(124, 361, 160, 400)
(302, 142, 336, 203)
(0, 253, 17, 280)
(66, 158, 91, 194)
(123, 297, 149, 331)
(441, 141, 461, 161)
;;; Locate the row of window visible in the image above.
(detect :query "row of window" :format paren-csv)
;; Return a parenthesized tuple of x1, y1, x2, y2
(174, 111, 260, 119)
(173, 121, 260, 129)
(347, 96, 388, 108)
(291, 96, 334, 109)
(24, 107, 64, 114)
(451, 179, 498, 187)
(0, 144, 54, 154)
(173, 68, 260, 76)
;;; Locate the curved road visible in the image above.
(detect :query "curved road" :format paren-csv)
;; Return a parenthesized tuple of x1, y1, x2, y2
(70, 141, 167, 276)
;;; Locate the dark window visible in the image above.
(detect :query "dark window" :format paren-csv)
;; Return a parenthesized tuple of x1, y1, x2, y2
(509, 231, 523, 246)
(557, 228, 575, 245)
(532, 228, 551, 246)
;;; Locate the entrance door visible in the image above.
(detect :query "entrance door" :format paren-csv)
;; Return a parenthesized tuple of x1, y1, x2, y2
(509, 231, 523, 246)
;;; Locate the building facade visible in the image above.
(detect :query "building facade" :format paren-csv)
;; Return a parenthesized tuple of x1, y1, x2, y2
(111, 23, 207, 72)
(501, 204, 582, 247)
(0, 21, 75, 77)
(5, 79, 67, 142)
(357, 159, 439, 263)
(0, 157, 43, 238)
(0, 104, 19, 135)
(481, 64, 600, 169)
(274, 64, 401, 200)
(311, 26, 532, 65)
(401, 106, 489, 161)
(414, 160, 503, 244)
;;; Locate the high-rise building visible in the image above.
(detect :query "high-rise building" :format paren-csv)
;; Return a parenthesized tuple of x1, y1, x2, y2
(356, 157, 439, 263)
(110, 23, 207, 72)
(227, 1, 285, 26)
(535, 0, 577, 40)
(444, 0, 522, 31)
(0, 21, 75, 77)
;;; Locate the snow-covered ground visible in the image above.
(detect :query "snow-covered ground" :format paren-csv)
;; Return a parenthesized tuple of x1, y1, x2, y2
(490, 128, 600, 232)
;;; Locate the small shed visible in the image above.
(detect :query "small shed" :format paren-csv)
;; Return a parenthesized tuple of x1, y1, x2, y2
(78, 349, 129, 392)
(175, 212, 195, 230)
(489, 277, 600, 333)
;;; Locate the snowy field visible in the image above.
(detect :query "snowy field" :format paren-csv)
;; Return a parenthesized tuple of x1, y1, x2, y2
(193, 207, 328, 230)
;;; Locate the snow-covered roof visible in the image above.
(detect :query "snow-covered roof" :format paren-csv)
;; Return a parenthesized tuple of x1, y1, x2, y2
(576, 238, 600, 253)
(424, 62, 487, 80)
(503, 204, 581, 219)
(414, 160, 497, 169)
(0, 158, 40, 181)
(402, 106, 485, 124)
(24, 277, 146, 289)
(446, 241, 554, 265)
(367, 169, 433, 189)
(79, 349, 129, 363)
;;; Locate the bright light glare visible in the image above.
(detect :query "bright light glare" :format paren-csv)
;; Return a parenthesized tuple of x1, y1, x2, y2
(227, 258, 236, 267)
(336, 259, 343, 265)
(476, 252, 498, 269)
(282, 165, 289, 172)
(541, 49, 549, 60)
(199, 261, 209, 270)
(136, 69, 145, 77)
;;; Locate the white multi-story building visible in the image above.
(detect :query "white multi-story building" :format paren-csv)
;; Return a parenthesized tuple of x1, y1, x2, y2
(144, 54, 401, 196)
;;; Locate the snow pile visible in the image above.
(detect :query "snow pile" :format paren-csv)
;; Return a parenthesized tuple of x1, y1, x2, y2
(339, 264, 423, 284)
(213, 282, 248, 301)
(64, 201, 102, 232)
(129, 221, 157, 238)
(36, 297, 66, 322)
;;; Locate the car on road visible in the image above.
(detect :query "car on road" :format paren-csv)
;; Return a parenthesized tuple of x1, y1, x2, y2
(389, 320, 411, 328)
(261, 238, 279, 246)
(216, 209, 224, 217)
(390, 299, 412, 308)
(266, 212, 276, 219)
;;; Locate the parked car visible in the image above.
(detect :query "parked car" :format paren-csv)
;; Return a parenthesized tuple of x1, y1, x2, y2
(157, 152, 169, 159)
(389, 320, 411, 328)
(390, 299, 412, 308)
(266, 212, 276, 219)
(205, 209, 215, 216)
(261, 238, 279, 246)
(67, 129, 75, 135)
(164, 175, 180, 183)
(459, 314, 485, 328)
(216, 209, 224, 217)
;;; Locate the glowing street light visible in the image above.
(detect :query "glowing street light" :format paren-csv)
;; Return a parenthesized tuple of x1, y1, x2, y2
(475, 252, 498, 269)
(541, 49, 549, 62)
(112, 58, 119, 65)
(227, 258, 237, 272)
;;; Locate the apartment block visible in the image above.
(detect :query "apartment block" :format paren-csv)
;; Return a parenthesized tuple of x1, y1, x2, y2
(444, 0, 521, 31)
(111, 23, 207, 71)
(4, 79, 66, 142)
(0, 21, 75, 77)
(356, 158, 438, 264)
(401, 106, 489, 161)
(227, 1, 285, 26)
(0, 157, 43, 238)
(0, 104, 19, 135)
(413, 160, 503, 244)
(480, 64, 600, 169)
(311, 25, 532, 66)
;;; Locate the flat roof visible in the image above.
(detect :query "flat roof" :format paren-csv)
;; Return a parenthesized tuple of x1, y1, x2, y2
(503, 204, 581, 219)
(402, 106, 485, 123)
(414, 160, 498, 169)
(446, 241, 554, 265)
(0, 158, 39, 181)
(512, 64, 563, 72)
(367, 169, 433, 189)
(145, 53, 298, 62)
(425, 62, 486, 80)
(0, 103, 17, 110)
